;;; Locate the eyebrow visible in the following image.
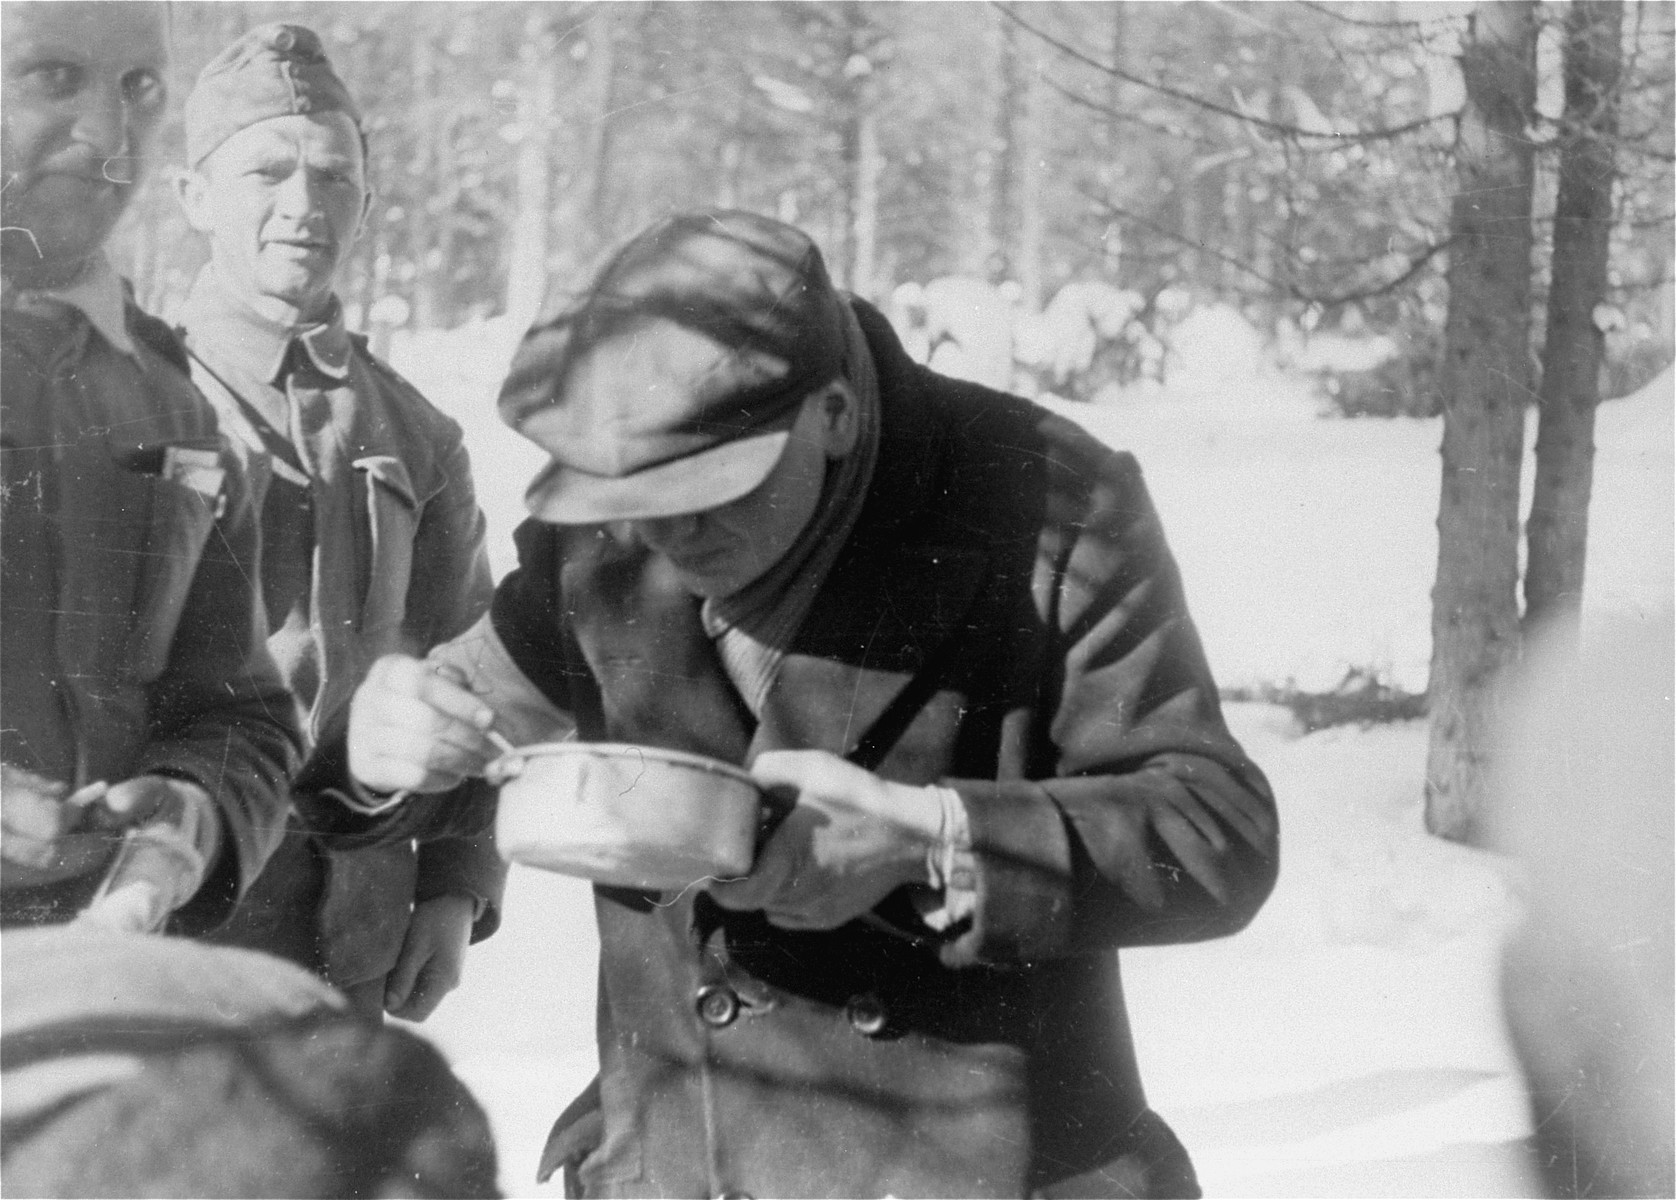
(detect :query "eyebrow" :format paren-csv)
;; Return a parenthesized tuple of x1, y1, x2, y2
(228, 139, 356, 164)
(235, 149, 298, 168)
(5, 36, 162, 71)
(5, 42, 79, 67)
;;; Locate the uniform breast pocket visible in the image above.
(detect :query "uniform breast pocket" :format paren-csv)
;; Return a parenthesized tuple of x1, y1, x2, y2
(126, 459, 223, 682)
(356, 455, 419, 646)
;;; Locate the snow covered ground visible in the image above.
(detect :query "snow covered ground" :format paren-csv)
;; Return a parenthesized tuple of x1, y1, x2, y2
(393, 320, 1672, 1197)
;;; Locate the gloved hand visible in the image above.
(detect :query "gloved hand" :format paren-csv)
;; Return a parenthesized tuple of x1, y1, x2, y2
(708, 749, 946, 930)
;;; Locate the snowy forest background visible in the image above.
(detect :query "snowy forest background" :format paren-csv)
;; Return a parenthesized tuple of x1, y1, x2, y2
(98, 5, 1673, 1193)
(121, 1, 1672, 413)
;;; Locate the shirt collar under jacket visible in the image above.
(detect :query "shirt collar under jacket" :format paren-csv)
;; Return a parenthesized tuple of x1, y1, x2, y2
(3, 253, 139, 358)
(181, 264, 353, 385)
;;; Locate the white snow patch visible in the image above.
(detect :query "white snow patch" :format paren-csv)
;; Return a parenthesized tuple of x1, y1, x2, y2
(387, 316, 550, 579)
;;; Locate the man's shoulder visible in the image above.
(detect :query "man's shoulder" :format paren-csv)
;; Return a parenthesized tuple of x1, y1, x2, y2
(126, 304, 193, 374)
(862, 295, 1137, 477)
(0, 298, 77, 371)
(347, 333, 422, 400)
(916, 372, 1142, 502)
(347, 335, 468, 440)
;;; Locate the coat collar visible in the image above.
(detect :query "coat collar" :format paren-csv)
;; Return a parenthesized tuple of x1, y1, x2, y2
(3, 254, 137, 358)
(753, 300, 992, 762)
(181, 266, 352, 386)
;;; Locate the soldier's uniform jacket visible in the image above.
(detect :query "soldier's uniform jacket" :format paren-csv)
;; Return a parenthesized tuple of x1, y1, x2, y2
(0, 289, 299, 931)
(481, 300, 1280, 1198)
(179, 270, 505, 994)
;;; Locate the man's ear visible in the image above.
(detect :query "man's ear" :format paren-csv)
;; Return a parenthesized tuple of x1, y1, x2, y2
(817, 379, 860, 458)
(172, 166, 215, 234)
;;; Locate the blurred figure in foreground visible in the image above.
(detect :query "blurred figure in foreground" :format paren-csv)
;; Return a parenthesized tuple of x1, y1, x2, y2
(0, 929, 499, 1198)
(173, 23, 504, 1020)
(1491, 609, 1674, 1198)
(1, 0, 297, 932)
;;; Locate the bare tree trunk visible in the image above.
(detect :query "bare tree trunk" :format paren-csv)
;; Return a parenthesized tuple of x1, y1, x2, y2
(1425, 0, 1538, 843)
(409, 25, 441, 330)
(831, 1, 883, 296)
(579, 5, 620, 247)
(990, 13, 1023, 285)
(505, 12, 558, 325)
(1016, 35, 1046, 312)
(368, 225, 396, 360)
(1179, 177, 1202, 293)
(1524, 0, 1624, 641)
(1099, 4, 1127, 282)
(430, 114, 460, 327)
(851, 108, 881, 300)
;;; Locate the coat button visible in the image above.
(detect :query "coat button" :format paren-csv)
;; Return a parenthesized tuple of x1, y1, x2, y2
(696, 984, 740, 1028)
(845, 992, 888, 1037)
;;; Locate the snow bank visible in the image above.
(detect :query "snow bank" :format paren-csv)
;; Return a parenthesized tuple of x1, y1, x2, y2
(387, 317, 550, 579)
(1049, 365, 1674, 693)
(1126, 706, 1537, 1197)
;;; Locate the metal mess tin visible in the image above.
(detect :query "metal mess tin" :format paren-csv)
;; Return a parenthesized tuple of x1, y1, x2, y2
(490, 741, 763, 890)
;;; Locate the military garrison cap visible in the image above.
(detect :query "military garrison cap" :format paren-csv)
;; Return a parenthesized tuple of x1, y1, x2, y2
(184, 23, 362, 167)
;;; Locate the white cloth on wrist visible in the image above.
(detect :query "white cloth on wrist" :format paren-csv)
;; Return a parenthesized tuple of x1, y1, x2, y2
(336, 779, 413, 816)
(918, 785, 976, 933)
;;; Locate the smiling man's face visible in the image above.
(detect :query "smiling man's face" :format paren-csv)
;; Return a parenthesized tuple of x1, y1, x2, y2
(0, 2, 167, 288)
(180, 111, 369, 326)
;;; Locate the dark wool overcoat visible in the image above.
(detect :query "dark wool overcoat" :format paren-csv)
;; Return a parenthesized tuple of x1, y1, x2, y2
(485, 300, 1277, 1198)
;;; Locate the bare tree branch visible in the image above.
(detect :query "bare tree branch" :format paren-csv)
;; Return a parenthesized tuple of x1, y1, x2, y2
(1081, 188, 1453, 307)
(1047, 77, 1240, 151)
(1295, 1, 1462, 31)
(996, 3, 1454, 145)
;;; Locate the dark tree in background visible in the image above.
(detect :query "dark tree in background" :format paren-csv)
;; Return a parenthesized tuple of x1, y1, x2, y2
(1524, 0, 1626, 641)
(1000, 1, 1669, 843)
(1424, 1, 1539, 844)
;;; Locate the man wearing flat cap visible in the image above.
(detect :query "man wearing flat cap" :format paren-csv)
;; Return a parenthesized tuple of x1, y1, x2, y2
(351, 210, 1279, 1197)
(171, 22, 503, 1021)
(1, 0, 298, 933)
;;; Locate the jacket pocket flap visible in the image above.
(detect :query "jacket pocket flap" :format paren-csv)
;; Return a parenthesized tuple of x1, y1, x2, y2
(352, 454, 417, 510)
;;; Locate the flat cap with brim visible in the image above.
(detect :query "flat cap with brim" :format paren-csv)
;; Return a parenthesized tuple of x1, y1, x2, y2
(499, 209, 849, 524)
(185, 23, 361, 168)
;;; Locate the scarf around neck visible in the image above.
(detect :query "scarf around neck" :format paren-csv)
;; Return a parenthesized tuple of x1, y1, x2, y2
(700, 300, 881, 717)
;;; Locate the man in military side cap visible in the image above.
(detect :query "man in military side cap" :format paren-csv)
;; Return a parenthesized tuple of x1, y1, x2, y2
(348, 210, 1280, 1198)
(172, 22, 503, 1021)
(1, 0, 298, 933)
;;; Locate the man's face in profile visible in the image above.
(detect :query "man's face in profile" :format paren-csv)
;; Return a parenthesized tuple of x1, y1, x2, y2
(0, 1, 167, 288)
